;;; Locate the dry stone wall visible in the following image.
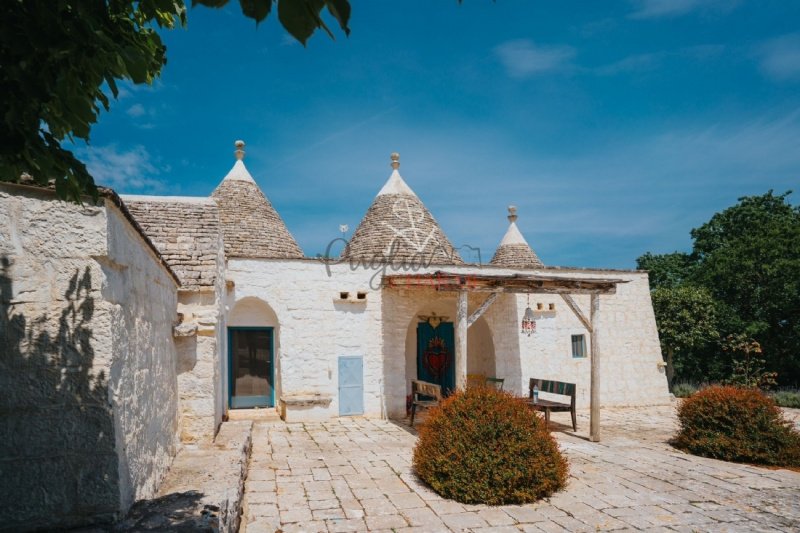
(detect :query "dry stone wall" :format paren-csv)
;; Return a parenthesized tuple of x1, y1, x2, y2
(0, 185, 180, 530)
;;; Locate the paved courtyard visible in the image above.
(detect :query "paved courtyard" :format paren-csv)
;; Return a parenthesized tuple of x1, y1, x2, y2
(241, 404, 800, 532)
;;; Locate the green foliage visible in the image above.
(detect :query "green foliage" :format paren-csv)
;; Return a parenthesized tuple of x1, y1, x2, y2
(722, 334, 777, 390)
(691, 191, 800, 384)
(672, 385, 800, 467)
(672, 382, 698, 398)
(639, 191, 800, 386)
(637, 252, 696, 290)
(1, 0, 351, 202)
(193, 0, 351, 45)
(650, 285, 718, 388)
(412, 387, 568, 505)
(1, 0, 186, 201)
(772, 390, 800, 408)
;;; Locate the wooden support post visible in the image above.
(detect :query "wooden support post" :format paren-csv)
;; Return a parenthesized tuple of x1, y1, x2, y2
(590, 292, 600, 442)
(455, 289, 468, 390)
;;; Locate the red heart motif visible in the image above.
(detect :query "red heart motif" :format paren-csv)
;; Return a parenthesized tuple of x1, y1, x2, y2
(424, 337, 450, 380)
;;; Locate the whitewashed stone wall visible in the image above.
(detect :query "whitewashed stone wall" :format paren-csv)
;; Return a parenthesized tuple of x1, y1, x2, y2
(0, 185, 179, 530)
(175, 289, 223, 443)
(225, 259, 668, 421)
(104, 206, 180, 510)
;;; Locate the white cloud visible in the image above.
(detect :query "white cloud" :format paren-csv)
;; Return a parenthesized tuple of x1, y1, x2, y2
(126, 103, 146, 117)
(79, 145, 166, 193)
(629, 0, 740, 19)
(494, 39, 575, 78)
(757, 33, 800, 81)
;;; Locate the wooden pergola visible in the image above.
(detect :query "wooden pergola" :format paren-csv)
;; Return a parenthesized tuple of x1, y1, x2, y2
(384, 271, 627, 442)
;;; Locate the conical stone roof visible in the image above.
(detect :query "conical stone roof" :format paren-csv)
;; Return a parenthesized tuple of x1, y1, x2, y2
(490, 206, 544, 269)
(343, 153, 463, 265)
(211, 141, 304, 259)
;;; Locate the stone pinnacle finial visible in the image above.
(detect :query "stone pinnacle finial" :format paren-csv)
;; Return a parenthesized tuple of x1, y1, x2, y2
(235, 140, 245, 161)
(507, 205, 518, 223)
(390, 152, 400, 170)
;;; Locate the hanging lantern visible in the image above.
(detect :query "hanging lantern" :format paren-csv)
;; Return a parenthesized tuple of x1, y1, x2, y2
(521, 295, 537, 336)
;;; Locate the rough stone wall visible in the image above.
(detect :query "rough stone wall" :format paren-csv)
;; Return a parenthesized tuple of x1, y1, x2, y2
(0, 185, 180, 530)
(105, 206, 180, 510)
(226, 259, 668, 420)
(172, 217, 225, 443)
(175, 290, 220, 443)
(0, 186, 116, 530)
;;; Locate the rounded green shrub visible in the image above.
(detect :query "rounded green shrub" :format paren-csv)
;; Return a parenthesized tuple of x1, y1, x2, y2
(672, 385, 800, 467)
(412, 387, 568, 505)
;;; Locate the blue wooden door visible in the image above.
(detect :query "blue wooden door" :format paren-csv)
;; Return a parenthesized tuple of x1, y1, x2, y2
(417, 322, 455, 395)
(338, 356, 364, 416)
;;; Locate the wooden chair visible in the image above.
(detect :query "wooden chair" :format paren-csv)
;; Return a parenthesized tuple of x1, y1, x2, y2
(527, 378, 577, 431)
(410, 380, 442, 426)
(486, 377, 504, 391)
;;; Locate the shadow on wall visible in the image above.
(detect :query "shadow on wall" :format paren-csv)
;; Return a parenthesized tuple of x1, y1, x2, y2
(0, 256, 118, 531)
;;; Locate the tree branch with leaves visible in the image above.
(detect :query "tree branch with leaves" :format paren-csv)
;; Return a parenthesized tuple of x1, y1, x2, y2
(0, 0, 351, 202)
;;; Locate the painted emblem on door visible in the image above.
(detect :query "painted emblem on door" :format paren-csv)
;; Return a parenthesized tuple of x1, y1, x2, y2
(423, 336, 451, 380)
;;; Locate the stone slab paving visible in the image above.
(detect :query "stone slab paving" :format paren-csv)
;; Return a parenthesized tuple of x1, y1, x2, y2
(241, 404, 800, 532)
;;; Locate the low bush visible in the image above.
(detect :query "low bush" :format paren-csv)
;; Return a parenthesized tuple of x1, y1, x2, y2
(672, 385, 800, 467)
(672, 382, 698, 398)
(412, 387, 568, 505)
(773, 390, 800, 409)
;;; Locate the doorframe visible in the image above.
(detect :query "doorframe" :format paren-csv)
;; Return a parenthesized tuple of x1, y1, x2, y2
(227, 326, 275, 409)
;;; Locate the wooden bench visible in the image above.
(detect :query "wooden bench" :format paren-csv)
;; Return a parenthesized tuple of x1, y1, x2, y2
(527, 378, 577, 431)
(409, 380, 442, 426)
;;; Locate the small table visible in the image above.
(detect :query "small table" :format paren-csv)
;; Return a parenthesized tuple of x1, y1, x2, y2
(524, 398, 571, 429)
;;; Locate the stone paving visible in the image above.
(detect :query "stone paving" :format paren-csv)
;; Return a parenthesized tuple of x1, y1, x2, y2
(241, 404, 800, 532)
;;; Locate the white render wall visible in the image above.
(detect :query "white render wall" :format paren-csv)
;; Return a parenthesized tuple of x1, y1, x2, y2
(104, 206, 180, 511)
(0, 185, 179, 530)
(225, 259, 669, 421)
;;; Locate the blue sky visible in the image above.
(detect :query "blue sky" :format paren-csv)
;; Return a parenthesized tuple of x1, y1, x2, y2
(80, 0, 800, 268)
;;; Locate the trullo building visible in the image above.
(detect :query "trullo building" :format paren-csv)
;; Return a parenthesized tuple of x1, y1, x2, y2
(0, 141, 669, 529)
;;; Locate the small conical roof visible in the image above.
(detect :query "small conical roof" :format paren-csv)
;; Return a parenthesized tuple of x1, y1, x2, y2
(490, 206, 544, 268)
(344, 153, 463, 264)
(211, 141, 304, 259)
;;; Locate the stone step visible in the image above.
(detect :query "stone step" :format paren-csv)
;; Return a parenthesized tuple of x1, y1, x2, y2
(113, 421, 253, 532)
(227, 407, 282, 422)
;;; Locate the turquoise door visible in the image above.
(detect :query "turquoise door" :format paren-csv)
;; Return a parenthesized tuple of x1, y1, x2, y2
(228, 327, 274, 408)
(417, 322, 455, 395)
(338, 356, 364, 416)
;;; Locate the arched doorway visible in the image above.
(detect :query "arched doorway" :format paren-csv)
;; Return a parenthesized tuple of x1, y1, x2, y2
(404, 305, 496, 397)
(228, 297, 280, 409)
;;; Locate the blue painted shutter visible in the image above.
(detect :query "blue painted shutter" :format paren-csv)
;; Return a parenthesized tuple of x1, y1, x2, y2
(338, 356, 364, 416)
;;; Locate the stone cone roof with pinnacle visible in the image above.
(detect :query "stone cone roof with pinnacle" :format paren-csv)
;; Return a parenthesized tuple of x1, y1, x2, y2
(343, 153, 463, 265)
(490, 206, 544, 269)
(211, 141, 304, 259)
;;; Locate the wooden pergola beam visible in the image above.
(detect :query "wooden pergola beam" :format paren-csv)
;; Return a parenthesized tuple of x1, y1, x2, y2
(384, 270, 615, 442)
(560, 294, 592, 333)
